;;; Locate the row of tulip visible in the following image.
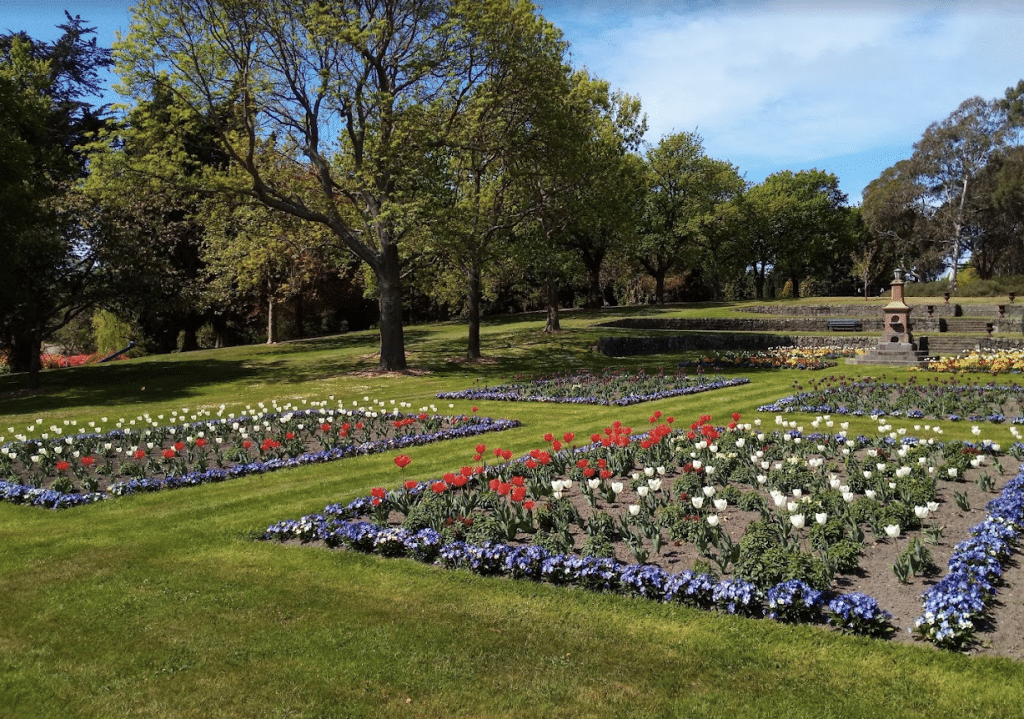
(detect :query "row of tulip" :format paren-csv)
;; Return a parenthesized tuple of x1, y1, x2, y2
(0, 406, 521, 509)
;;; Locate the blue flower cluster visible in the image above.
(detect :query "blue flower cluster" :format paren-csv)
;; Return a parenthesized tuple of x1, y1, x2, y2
(263, 516, 890, 636)
(766, 579, 824, 623)
(0, 483, 105, 510)
(0, 413, 520, 511)
(437, 377, 750, 407)
(712, 578, 763, 617)
(756, 381, 1024, 423)
(827, 593, 893, 638)
(914, 468, 1024, 650)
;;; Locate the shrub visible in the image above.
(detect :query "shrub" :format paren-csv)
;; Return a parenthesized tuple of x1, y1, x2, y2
(581, 535, 616, 558)
(737, 490, 768, 513)
(531, 529, 572, 555)
(535, 497, 580, 533)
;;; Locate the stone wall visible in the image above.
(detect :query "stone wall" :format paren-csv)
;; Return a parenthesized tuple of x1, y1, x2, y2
(596, 333, 873, 357)
(741, 302, 1024, 330)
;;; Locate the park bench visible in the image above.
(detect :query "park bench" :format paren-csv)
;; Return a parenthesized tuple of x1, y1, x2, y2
(826, 318, 862, 332)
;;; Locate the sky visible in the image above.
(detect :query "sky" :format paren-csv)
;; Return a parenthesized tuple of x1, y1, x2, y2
(5, 0, 1024, 202)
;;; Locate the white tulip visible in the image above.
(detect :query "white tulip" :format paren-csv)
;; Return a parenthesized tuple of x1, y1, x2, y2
(714, 498, 727, 511)
(865, 489, 876, 500)
(611, 482, 624, 493)
(702, 486, 716, 497)
(691, 496, 705, 509)
(790, 514, 806, 529)
(628, 504, 641, 517)
(815, 513, 828, 525)
(884, 524, 901, 538)
(706, 514, 720, 527)
(636, 486, 649, 498)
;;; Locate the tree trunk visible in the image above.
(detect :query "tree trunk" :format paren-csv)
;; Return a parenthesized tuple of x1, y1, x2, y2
(294, 295, 305, 339)
(180, 313, 202, 352)
(9, 325, 42, 390)
(754, 263, 765, 300)
(655, 272, 666, 305)
(466, 261, 481, 359)
(377, 244, 407, 370)
(790, 276, 801, 299)
(267, 293, 277, 345)
(544, 269, 561, 333)
(581, 248, 605, 309)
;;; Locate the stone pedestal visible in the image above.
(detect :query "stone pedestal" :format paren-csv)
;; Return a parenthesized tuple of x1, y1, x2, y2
(849, 272, 929, 366)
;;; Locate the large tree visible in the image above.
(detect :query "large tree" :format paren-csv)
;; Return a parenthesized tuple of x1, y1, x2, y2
(634, 132, 744, 304)
(423, 8, 567, 356)
(0, 15, 118, 388)
(909, 96, 1009, 293)
(116, 0, 559, 370)
(743, 170, 849, 299)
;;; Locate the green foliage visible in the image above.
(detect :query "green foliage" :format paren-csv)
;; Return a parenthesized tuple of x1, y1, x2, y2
(718, 485, 742, 505)
(581, 535, 616, 559)
(880, 501, 920, 532)
(848, 497, 880, 527)
(585, 511, 619, 541)
(463, 512, 508, 545)
(737, 490, 767, 513)
(826, 539, 864, 574)
(659, 502, 704, 543)
(807, 519, 845, 552)
(92, 310, 139, 355)
(531, 529, 572, 555)
(535, 497, 580, 533)
(672, 472, 705, 500)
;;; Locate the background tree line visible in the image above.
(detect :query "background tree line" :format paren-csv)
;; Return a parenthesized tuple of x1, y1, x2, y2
(3, 2, 1023, 386)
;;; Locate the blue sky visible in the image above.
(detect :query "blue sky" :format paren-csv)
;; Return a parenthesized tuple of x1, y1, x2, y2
(6, 0, 1024, 202)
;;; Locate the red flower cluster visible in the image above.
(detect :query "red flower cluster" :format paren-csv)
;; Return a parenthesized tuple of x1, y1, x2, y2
(81, 456, 96, 467)
(589, 421, 632, 449)
(261, 438, 281, 452)
(394, 454, 412, 469)
(56, 461, 70, 472)
(685, 415, 719, 442)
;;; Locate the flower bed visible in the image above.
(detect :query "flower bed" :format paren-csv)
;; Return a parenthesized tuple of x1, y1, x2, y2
(436, 367, 749, 406)
(913, 470, 1024, 649)
(264, 412, 1018, 648)
(0, 400, 520, 509)
(677, 347, 859, 371)
(923, 349, 1024, 375)
(757, 375, 1024, 422)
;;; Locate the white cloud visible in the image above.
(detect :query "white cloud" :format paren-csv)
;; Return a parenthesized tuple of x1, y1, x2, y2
(554, 2, 1024, 193)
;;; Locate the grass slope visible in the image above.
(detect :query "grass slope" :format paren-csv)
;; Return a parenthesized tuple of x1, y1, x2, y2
(1, 306, 1023, 719)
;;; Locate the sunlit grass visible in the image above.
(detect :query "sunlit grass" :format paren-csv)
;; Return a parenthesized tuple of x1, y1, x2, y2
(2, 305, 1023, 718)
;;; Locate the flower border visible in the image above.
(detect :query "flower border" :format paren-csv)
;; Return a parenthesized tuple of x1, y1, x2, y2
(913, 452, 1024, 650)
(437, 376, 750, 406)
(0, 410, 521, 510)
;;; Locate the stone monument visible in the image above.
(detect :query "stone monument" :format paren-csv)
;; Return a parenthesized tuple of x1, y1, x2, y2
(850, 269, 929, 366)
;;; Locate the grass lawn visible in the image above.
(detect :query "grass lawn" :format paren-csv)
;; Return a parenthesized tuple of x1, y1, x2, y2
(2, 305, 1023, 719)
